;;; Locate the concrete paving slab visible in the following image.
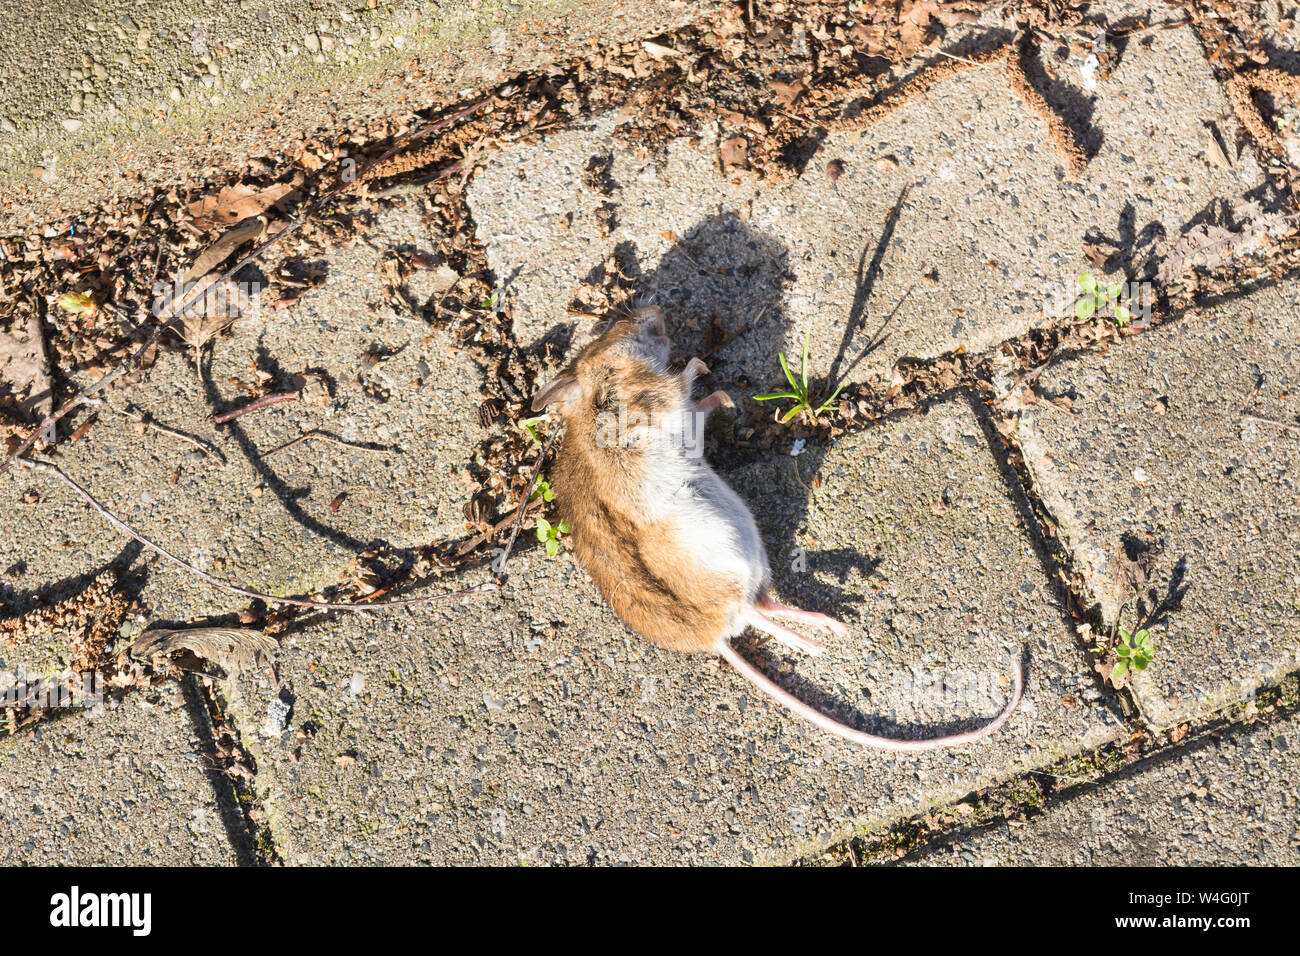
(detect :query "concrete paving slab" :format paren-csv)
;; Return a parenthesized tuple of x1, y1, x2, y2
(1016, 280, 1300, 729)
(0, 681, 240, 865)
(0, 0, 713, 228)
(909, 708, 1300, 865)
(2, 200, 483, 630)
(469, 17, 1260, 394)
(223, 394, 1122, 864)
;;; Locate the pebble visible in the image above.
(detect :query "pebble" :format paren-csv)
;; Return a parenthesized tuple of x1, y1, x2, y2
(60, 118, 83, 132)
(261, 697, 291, 737)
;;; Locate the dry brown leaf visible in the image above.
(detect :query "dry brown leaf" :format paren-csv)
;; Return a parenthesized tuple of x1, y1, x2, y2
(154, 270, 245, 354)
(1157, 202, 1279, 283)
(720, 135, 750, 170)
(770, 77, 807, 108)
(642, 40, 680, 59)
(1205, 123, 1232, 169)
(1082, 240, 1110, 271)
(849, 23, 890, 57)
(0, 311, 54, 438)
(130, 626, 277, 672)
(185, 218, 265, 282)
(187, 182, 297, 229)
(898, 0, 940, 58)
(431, 264, 459, 293)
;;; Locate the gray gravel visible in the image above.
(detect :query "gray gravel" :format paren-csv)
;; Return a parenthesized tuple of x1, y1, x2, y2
(0, 680, 240, 865)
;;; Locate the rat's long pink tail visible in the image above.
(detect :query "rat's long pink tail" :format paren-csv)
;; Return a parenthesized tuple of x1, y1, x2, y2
(717, 642, 1023, 752)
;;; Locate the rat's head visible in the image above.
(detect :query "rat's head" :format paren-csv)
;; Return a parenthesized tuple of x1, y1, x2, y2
(531, 306, 674, 419)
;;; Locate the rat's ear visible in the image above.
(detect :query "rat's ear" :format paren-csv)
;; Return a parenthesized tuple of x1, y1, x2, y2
(531, 374, 580, 412)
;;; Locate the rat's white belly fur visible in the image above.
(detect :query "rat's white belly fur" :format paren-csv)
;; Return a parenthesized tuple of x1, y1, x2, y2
(640, 423, 769, 610)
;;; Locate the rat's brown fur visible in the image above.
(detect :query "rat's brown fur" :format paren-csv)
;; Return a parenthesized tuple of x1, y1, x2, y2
(545, 314, 737, 653)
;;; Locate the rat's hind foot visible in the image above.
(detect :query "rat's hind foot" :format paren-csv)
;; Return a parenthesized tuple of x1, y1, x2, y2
(744, 608, 823, 656)
(683, 357, 709, 384)
(756, 593, 849, 638)
(696, 390, 734, 416)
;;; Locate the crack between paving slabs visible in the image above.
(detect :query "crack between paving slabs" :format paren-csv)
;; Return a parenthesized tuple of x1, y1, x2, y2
(179, 671, 273, 866)
(807, 671, 1300, 866)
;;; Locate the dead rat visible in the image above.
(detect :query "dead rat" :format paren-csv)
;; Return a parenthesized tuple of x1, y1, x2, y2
(531, 306, 1023, 750)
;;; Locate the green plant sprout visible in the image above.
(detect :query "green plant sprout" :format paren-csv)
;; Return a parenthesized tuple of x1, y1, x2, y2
(518, 415, 545, 445)
(1076, 271, 1133, 327)
(1113, 626, 1154, 681)
(753, 331, 845, 423)
(530, 476, 554, 503)
(534, 516, 570, 556)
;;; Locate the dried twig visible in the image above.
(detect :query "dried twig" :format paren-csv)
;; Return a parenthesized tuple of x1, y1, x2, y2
(261, 428, 393, 459)
(495, 430, 560, 577)
(212, 389, 299, 425)
(19, 457, 496, 611)
(455, 496, 543, 556)
(1240, 412, 1299, 432)
(1, 95, 493, 476)
(25, 310, 55, 442)
(92, 400, 226, 465)
(788, 455, 811, 492)
(931, 48, 990, 68)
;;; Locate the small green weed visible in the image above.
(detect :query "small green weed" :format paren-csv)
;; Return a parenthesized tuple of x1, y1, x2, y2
(754, 331, 844, 423)
(518, 415, 545, 445)
(1113, 626, 1154, 681)
(535, 516, 570, 556)
(1076, 271, 1133, 327)
(530, 476, 554, 503)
